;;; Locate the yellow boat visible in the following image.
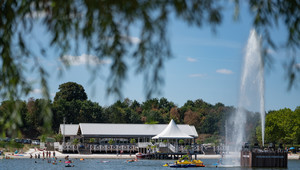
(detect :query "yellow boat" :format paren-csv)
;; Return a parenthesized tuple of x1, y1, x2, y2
(163, 163, 169, 167)
(172, 159, 205, 167)
(191, 160, 205, 167)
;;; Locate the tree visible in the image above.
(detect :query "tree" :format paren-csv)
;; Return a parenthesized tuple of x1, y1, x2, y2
(54, 82, 87, 102)
(170, 107, 180, 123)
(25, 98, 52, 138)
(264, 108, 299, 144)
(1, 0, 300, 136)
(105, 101, 129, 123)
(184, 110, 201, 132)
(54, 134, 63, 143)
(0, 100, 27, 137)
(77, 100, 103, 123)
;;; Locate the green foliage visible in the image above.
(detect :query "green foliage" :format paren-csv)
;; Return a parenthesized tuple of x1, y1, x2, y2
(151, 145, 157, 150)
(39, 134, 47, 143)
(54, 134, 63, 143)
(130, 138, 136, 144)
(179, 139, 184, 145)
(196, 139, 202, 144)
(108, 139, 114, 145)
(180, 155, 189, 160)
(0, 141, 23, 150)
(0, 81, 298, 146)
(72, 138, 79, 145)
(203, 135, 220, 145)
(89, 138, 96, 143)
(1, 0, 300, 138)
(264, 108, 300, 144)
(184, 145, 191, 150)
(54, 82, 87, 102)
(0, 100, 26, 138)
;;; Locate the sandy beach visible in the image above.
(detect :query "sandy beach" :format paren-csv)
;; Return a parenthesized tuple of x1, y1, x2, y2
(2, 149, 299, 160)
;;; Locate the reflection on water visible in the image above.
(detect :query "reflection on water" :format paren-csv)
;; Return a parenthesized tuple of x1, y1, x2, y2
(0, 158, 299, 170)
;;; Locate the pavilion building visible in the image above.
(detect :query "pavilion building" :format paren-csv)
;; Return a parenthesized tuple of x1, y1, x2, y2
(58, 120, 200, 154)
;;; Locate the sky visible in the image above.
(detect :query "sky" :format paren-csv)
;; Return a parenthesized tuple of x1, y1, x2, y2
(25, 2, 299, 112)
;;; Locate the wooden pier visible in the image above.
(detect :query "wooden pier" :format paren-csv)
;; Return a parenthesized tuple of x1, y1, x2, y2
(241, 150, 287, 168)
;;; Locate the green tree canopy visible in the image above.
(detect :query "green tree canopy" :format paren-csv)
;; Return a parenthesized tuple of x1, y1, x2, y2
(54, 82, 88, 102)
(264, 108, 300, 144)
(1, 0, 300, 136)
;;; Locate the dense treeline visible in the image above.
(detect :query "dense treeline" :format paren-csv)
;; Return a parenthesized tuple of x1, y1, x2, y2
(0, 82, 299, 145)
(256, 107, 300, 145)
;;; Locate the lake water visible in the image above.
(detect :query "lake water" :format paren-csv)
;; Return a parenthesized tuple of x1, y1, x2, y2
(1, 158, 300, 170)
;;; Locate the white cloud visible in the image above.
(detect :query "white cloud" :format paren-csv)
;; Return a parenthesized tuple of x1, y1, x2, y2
(187, 57, 197, 62)
(121, 35, 141, 44)
(30, 88, 42, 94)
(61, 54, 112, 66)
(128, 36, 141, 44)
(188, 74, 205, 78)
(216, 69, 233, 75)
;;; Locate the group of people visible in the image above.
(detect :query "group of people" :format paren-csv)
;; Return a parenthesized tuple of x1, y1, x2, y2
(31, 153, 75, 167)
(30, 150, 56, 159)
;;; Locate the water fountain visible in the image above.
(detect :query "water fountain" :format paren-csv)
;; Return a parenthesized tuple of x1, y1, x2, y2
(223, 29, 264, 165)
(223, 29, 287, 168)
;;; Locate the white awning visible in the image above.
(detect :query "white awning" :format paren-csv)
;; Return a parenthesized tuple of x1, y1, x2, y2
(152, 119, 193, 139)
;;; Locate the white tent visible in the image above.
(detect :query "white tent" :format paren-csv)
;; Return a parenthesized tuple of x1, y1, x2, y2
(152, 119, 193, 139)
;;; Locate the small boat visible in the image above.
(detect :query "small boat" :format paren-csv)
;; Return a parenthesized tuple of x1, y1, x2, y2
(65, 160, 72, 164)
(135, 152, 147, 159)
(163, 163, 169, 167)
(191, 160, 205, 167)
(65, 164, 74, 167)
(169, 160, 205, 168)
(80, 158, 84, 161)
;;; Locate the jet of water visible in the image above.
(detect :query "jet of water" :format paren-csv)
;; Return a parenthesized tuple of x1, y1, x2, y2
(225, 29, 265, 165)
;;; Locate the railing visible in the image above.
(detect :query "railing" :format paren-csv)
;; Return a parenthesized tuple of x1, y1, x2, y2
(137, 142, 153, 148)
(89, 144, 137, 152)
(58, 143, 205, 154)
(62, 143, 79, 152)
(158, 142, 168, 147)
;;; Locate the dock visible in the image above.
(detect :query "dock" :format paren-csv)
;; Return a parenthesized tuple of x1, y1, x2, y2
(241, 150, 287, 168)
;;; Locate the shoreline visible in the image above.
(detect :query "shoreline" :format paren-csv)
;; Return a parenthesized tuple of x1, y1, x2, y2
(2, 149, 299, 160)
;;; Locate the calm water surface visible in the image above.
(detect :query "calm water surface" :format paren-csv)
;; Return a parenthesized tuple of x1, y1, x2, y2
(0, 158, 299, 170)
